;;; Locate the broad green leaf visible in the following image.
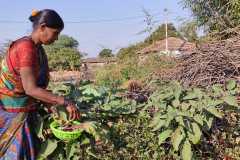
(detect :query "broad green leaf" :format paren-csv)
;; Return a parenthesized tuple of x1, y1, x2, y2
(141, 103, 152, 111)
(53, 84, 71, 96)
(171, 127, 185, 151)
(173, 83, 182, 100)
(175, 116, 185, 126)
(189, 107, 196, 115)
(72, 156, 81, 160)
(158, 129, 173, 145)
(152, 120, 166, 131)
(158, 91, 174, 100)
(37, 139, 58, 159)
(158, 102, 167, 109)
(183, 92, 198, 100)
(211, 84, 224, 97)
(172, 99, 180, 107)
(229, 88, 238, 96)
(188, 122, 202, 144)
(165, 107, 177, 127)
(66, 142, 77, 159)
(202, 96, 212, 106)
(193, 115, 204, 126)
(181, 140, 192, 160)
(223, 95, 239, 107)
(205, 107, 223, 118)
(167, 106, 177, 115)
(101, 104, 112, 111)
(180, 102, 190, 111)
(81, 137, 91, 145)
(207, 99, 224, 107)
(46, 144, 65, 160)
(178, 111, 191, 117)
(203, 115, 214, 129)
(149, 112, 167, 127)
(82, 122, 103, 141)
(82, 86, 101, 97)
(34, 116, 44, 140)
(86, 146, 99, 159)
(189, 100, 198, 108)
(193, 88, 203, 99)
(226, 80, 237, 91)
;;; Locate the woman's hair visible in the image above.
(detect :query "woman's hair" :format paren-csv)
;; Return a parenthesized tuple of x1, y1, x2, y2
(29, 9, 64, 30)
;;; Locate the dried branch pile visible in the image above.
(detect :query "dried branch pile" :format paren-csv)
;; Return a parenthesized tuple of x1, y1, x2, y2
(158, 37, 240, 87)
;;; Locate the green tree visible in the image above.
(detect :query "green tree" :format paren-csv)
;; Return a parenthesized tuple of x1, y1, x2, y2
(181, 0, 240, 38)
(98, 48, 114, 58)
(179, 21, 198, 42)
(116, 44, 141, 60)
(44, 35, 83, 71)
(51, 35, 79, 48)
(144, 23, 181, 44)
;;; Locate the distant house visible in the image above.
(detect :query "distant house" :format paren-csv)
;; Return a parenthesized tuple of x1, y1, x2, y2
(80, 57, 117, 80)
(81, 57, 117, 70)
(50, 71, 81, 82)
(137, 37, 196, 59)
(50, 57, 117, 82)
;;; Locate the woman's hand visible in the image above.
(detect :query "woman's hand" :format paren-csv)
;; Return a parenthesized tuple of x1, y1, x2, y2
(66, 103, 81, 120)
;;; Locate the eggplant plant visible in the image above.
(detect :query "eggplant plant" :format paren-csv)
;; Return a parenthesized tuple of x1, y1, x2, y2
(146, 80, 239, 160)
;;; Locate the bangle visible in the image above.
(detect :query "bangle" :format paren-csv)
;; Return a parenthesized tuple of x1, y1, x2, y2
(63, 97, 75, 106)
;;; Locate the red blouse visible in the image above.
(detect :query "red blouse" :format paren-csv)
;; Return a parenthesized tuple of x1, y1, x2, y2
(7, 37, 40, 78)
(0, 37, 49, 112)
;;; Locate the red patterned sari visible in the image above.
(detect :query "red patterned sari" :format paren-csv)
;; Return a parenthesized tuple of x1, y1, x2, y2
(0, 36, 49, 159)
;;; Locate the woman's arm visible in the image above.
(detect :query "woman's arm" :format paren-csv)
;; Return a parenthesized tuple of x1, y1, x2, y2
(20, 66, 80, 119)
(20, 66, 64, 105)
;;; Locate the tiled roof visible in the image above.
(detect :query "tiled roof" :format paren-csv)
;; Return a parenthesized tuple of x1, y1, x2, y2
(138, 37, 196, 54)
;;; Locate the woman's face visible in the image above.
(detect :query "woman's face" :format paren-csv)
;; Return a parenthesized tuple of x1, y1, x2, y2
(39, 25, 61, 45)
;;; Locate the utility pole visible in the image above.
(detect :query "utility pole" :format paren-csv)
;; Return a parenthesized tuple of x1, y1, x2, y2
(164, 8, 168, 52)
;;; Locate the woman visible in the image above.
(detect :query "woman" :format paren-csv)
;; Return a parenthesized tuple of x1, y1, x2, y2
(0, 9, 80, 159)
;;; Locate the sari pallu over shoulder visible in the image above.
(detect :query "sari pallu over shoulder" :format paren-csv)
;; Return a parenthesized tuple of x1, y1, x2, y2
(0, 37, 49, 112)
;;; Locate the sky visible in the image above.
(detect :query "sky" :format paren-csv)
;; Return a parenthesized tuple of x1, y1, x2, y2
(0, 0, 192, 57)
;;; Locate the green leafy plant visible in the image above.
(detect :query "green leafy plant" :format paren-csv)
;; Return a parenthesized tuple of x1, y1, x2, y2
(146, 80, 239, 160)
(36, 81, 144, 159)
(36, 80, 240, 159)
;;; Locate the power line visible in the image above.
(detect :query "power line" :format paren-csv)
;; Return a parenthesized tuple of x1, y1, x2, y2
(0, 12, 162, 24)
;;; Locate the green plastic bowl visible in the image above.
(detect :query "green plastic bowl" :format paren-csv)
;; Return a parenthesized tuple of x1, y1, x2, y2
(50, 121, 82, 141)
